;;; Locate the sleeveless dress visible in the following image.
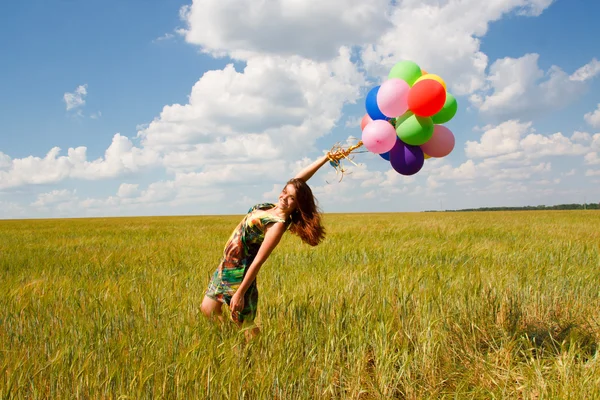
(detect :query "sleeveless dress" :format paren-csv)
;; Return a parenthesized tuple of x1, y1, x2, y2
(205, 203, 288, 322)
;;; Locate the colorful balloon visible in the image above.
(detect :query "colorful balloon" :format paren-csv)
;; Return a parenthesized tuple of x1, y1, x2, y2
(396, 112, 434, 146)
(431, 93, 458, 124)
(420, 125, 455, 158)
(377, 79, 410, 118)
(365, 86, 387, 121)
(408, 79, 446, 117)
(360, 114, 372, 131)
(414, 74, 447, 91)
(388, 61, 422, 86)
(389, 140, 424, 176)
(362, 120, 397, 154)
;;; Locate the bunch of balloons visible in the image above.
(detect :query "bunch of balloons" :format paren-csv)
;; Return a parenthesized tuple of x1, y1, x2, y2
(361, 60, 458, 176)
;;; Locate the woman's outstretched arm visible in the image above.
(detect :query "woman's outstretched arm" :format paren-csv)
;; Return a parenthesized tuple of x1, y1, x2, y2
(294, 154, 329, 183)
(229, 222, 287, 321)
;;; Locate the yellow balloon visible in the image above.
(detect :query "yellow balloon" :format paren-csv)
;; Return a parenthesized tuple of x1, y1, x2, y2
(421, 69, 428, 75)
(424, 153, 431, 159)
(415, 74, 447, 91)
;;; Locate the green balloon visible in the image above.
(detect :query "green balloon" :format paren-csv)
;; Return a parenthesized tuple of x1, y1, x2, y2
(396, 112, 434, 146)
(388, 61, 422, 86)
(432, 93, 458, 124)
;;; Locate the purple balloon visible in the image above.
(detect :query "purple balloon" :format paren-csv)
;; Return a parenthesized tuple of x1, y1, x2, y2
(389, 140, 424, 176)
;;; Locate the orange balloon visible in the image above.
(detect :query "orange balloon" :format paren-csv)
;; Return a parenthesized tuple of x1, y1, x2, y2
(421, 69, 428, 75)
(360, 114, 372, 131)
(408, 80, 446, 117)
(415, 74, 447, 91)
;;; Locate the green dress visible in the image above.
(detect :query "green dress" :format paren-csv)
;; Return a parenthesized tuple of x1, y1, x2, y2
(205, 203, 288, 322)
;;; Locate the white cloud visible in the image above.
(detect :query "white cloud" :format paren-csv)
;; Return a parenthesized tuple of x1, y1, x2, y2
(175, 160, 287, 187)
(465, 120, 588, 159)
(571, 131, 592, 143)
(0, 134, 160, 189)
(3, 51, 364, 191)
(138, 50, 364, 172)
(0, 152, 11, 170)
(31, 189, 77, 208)
(570, 58, 600, 82)
(117, 183, 140, 198)
(154, 32, 175, 43)
(585, 169, 600, 177)
(360, 0, 555, 95)
(64, 84, 88, 111)
(344, 116, 362, 128)
(584, 152, 600, 166)
(584, 104, 600, 128)
(515, 0, 555, 16)
(0, 201, 25, 219)
(520, 132, 588, 156)
(473, 54, 596, 120)
(465, 120, 531, 158)
(179, 0, 391, 61)
(432, 158, 551, 186)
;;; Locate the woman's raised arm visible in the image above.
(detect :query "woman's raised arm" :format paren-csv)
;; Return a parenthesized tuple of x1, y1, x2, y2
(294, 154, 329, 183)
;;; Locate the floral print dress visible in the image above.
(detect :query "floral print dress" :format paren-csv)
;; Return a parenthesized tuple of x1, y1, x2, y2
(205, 203, 288, 322)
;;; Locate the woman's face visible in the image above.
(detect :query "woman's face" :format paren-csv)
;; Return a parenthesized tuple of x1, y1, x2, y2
(278, 184, 298, 213)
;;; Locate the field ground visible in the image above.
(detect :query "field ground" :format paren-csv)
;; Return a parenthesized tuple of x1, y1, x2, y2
(1, 211, 599, 399)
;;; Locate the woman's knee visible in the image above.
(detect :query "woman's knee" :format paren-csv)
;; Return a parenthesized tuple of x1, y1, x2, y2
(201, 296, 222, 318)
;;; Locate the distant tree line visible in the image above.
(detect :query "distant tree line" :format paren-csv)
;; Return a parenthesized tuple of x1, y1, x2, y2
(427, 203, 600, 212)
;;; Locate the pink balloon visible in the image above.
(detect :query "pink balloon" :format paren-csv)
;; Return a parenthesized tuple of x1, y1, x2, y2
(420, 125, 455, 158)
(362, 120, 397, 154)
(376, 79, 410, 118)
(360, 114, 372, 131)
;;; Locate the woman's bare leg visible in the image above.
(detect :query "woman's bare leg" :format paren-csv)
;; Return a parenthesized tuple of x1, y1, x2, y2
(244, 326, 261, 341)
(201, 295, 224, 323)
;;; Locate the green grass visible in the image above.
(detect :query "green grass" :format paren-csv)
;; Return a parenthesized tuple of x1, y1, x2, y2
(1, 211, 599, 399)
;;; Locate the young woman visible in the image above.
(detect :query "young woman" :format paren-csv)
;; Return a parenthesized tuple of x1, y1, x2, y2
(200, 154, 330, 334)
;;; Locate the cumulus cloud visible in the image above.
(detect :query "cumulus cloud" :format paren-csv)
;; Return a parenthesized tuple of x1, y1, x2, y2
(570, 58, 600, 82)
(584, 104, 600, 128)
(117, 183, 140, 198)
(179, 0, 391, 61)
(64, 84, 88, 111)
(0, 135, 160, 189)
(465, 120, 531, 158)
(360, 0, 555, 95)
(584, 152, 600, 166)
(422, 119, 600, 197)
(31, 189, 77, 208)
(465, 120, 588, 159)
(138, 50, 364, 174)
(585, 169, 600, 177)
(0, 152, 11, 170)
(571, 131, 592, 143)
(471, 55, 598, 120)
(0, 201, 25, 219)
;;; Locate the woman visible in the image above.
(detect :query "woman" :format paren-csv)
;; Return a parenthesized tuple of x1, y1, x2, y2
(200, 154, 330, 335)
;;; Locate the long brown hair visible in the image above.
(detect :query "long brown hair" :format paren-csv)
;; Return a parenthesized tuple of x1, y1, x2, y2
(286, 178, 325, 246)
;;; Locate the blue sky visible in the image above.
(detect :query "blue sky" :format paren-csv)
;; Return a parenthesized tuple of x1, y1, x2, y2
(1, 0, 599, 218)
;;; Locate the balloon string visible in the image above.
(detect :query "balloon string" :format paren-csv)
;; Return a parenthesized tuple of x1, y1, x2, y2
(326, 141, 365, 182)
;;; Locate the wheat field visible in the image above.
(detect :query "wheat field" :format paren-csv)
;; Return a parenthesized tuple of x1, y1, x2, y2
(1, 211, 599, 399)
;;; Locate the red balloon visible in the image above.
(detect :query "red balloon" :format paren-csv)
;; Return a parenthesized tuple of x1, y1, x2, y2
(408, 80, 446, 117)
(360, 114, 372, 131)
